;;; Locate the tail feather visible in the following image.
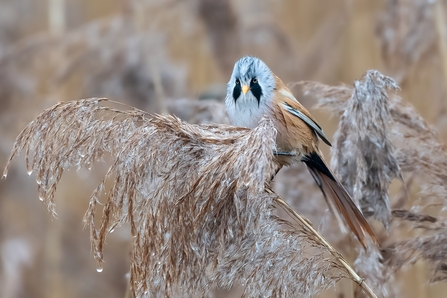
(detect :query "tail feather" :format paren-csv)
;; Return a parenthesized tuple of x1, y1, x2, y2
(302, 152, 377, 248)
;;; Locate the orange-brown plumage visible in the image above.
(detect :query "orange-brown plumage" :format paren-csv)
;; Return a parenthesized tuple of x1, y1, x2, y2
(225, 56, 377, 248)
(271, 74, 319, 156)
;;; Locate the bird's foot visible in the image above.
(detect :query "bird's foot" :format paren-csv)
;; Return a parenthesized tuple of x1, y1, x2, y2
(273, 150, 296, 156)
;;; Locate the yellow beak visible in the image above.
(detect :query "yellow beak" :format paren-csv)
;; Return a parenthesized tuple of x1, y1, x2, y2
(242, 85, 250, 95)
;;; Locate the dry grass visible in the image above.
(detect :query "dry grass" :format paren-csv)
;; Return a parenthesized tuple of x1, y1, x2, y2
(301, 71, 402, 297)
(328, 70, 401, 229)
(11, 68, 447, 298)
(301, 68, 447, 296)
(376, 0, 437, 83)
(3, 0, 447, 297)
(10, 68, 447, 297)
(4, 98, 380, 297)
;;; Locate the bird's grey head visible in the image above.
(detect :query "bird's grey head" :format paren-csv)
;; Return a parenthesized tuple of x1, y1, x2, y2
(226, 56, 276, 106)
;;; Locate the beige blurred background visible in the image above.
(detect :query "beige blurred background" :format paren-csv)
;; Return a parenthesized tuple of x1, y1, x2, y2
(1, 0, 447, 297)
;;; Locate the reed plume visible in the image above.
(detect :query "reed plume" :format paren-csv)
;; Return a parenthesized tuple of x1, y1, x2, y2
(302, 68, 447, 295)
(4, 98, 376, 297)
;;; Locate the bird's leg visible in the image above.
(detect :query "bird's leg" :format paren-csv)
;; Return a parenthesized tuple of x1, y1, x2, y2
(271, 151, 294, 181)
(273, 150, 296, 156)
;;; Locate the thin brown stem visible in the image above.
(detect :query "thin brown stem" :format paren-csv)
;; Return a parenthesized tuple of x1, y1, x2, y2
(274, 196, 378, 298)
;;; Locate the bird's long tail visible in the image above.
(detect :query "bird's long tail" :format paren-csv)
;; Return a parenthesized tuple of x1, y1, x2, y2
(301, 152, 377, 248)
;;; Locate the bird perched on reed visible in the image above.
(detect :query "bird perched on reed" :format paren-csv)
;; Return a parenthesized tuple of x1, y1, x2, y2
(225, 56, 377, 248)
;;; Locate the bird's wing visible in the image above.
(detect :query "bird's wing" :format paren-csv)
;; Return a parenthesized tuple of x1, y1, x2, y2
(276, 88, 332, 146)
(302, 152, 378, 248)
(282, 101, 332, 146)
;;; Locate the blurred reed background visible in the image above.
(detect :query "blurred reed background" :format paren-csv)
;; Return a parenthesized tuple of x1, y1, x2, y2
(1, 0, 447, 297)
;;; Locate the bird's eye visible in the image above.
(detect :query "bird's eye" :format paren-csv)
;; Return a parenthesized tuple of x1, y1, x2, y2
(235, 79, 240, 84)
(252, 78, 258, 84)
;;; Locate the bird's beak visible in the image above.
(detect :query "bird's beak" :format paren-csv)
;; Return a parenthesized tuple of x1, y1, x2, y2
(242, 85, 250, 95)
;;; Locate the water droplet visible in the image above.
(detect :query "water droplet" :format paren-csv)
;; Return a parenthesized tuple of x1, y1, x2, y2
(95, 259, 103, 272)
(2, 173, 7, 179)
(39, 196, 44, 202)
(96, 261, 103, 273)
(109, 228, 115, 233)
(27, 169, 33, 175)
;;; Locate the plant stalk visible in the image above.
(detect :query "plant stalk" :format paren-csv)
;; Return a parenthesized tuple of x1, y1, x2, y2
(274, 196, 378, 298)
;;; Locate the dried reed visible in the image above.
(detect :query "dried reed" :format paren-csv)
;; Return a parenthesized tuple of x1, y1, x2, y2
(3, 98, 377, 297)
(302, 68, 447, 294)
(301, 70, 402, 297)
(376, 0, 436, 82)
(4, 1, 447, 297)
(303, 71, 401, 230)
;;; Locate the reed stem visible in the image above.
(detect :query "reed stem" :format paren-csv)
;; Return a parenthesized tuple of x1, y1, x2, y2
(274, 196, 378, 298)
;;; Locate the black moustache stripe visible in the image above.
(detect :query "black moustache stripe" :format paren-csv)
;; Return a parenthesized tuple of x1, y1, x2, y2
(233, 84, 241, 102)
(250, 80, 262, 106)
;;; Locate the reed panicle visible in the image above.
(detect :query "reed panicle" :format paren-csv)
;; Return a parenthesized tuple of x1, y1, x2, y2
(4, 98, 375, 297)
(302, 68, 447, 294)
(305, 71, 402, 229)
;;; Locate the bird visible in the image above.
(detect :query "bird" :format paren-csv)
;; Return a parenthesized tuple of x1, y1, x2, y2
(225, 56, 377, 248)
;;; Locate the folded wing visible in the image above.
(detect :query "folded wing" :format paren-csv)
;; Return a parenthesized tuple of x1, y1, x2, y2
(281, 100, 332, 147)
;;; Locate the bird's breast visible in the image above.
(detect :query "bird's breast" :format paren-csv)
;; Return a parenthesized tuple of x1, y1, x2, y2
(226, 96, 271, 129)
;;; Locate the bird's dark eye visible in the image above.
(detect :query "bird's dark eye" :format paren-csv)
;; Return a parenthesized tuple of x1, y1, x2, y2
(235, 79, 240, 84)
(252, 78, 258, 84)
